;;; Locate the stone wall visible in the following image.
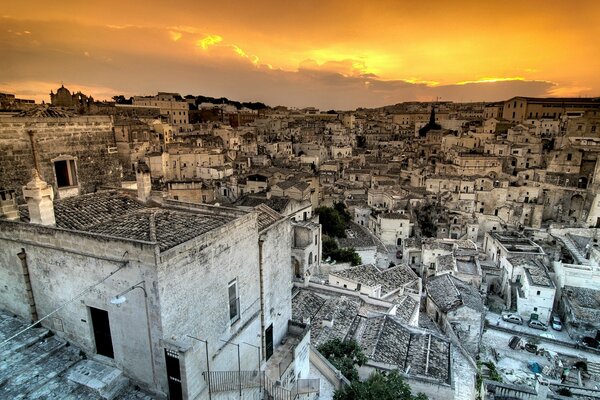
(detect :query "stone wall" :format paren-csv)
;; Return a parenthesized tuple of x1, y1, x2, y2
(0, 116, 122, 201)
(260, 219, 294, 352)
(155, 212, 262, 399)
(0, 220, 161, 393)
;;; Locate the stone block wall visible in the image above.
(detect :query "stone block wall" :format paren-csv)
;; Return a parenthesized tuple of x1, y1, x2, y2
(0, 116, 122, 201)
(0, 220, 160, 391)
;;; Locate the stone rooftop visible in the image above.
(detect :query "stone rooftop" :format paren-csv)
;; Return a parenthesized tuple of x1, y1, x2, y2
(455, 256, 479, 275)
(509, 257, 553, 287)
(275, 180, 310, 191)
(354, 315, 451, 383)
(255, 203, 284, 231)
(19, 190, 237, 251)
(329, 264, 419, 296)
(0, 310, 153, 399)
(426, 274, 484, 313)
(235, 193, 291, 213)
(564, 285, 600, 323)
(291, 288, 361, 347)
(392, 295, 419, 323)
(336, 221, 377, 250)
(437, 254, 456, 272)
(422, 238, 454, 251)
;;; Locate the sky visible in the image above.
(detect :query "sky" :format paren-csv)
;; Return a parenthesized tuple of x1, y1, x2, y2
(1, 0, 599, 110)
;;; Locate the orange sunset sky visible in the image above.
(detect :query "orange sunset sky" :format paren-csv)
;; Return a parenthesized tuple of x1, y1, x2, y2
(1, 0, 599, 109)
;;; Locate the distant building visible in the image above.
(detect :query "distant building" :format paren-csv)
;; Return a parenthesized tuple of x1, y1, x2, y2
(502, 96, 600, 122)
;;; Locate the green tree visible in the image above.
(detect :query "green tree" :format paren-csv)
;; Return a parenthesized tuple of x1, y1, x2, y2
(322, 238, 362, 266)
(334, 370, 428, 400)
(317, 339, 367, 382)
(316, 206, 348, 238)
(334, 202, 352, 223)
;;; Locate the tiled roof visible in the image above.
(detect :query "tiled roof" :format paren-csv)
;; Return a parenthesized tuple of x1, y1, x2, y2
(426, 274, 484, 313)
(330, 264, 419, 296)
(355, 315, 451, 383)
(255, 204, 284, 231)
(292, 289, 326, 323)
(291, 288, 361, 347)
(393, 295, 419, 323)
(16, 106, 75, 118)
(20, 190, 236, 251)
(235, 194, 291, 213)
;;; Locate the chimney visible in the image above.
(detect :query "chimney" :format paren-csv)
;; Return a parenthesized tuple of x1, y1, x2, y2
(22, 169, 55, 226)
(0, 190, 19, 220)
(136, 161, 152, 202)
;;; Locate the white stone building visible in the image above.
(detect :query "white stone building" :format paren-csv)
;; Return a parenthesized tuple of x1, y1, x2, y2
(0, 170, 309, 400)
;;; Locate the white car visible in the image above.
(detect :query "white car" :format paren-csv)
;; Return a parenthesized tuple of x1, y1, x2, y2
(528, 320, 548, 331)
(502, 313, 523, 325)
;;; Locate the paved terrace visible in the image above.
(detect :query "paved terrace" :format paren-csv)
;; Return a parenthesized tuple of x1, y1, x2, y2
(0, 310, 153, 399)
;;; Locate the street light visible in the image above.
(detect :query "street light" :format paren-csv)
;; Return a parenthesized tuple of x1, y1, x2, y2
(220, 339, 241, 398)
(109, 281, 156, 388)
(242, 341, 262, 393)
(187, 335, 211, 400)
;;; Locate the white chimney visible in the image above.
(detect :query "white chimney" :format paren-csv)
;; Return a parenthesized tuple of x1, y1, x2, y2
(22, 169, 55, 226)
(136, 161, 152, 202)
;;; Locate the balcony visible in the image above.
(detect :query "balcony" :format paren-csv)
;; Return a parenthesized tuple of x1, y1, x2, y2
(265, 321, 310, 382)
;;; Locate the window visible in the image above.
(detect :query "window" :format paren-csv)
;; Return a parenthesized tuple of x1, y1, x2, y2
(567, 153, 572, 161)
(536, 290, 541, 295)
(54, 158, 78, 187)
(534, 307, 538, 311)
(228, 279, 239, 322)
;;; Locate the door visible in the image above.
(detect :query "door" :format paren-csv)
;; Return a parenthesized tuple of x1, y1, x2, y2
(90, 307, 114, 358)
(265, 324, 274, 361)
(165, 348, 183, 400)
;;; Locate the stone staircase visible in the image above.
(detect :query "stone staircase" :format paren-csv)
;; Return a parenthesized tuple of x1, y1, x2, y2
(560, 234, 591, 265)
(587, 361, 600, 378)
(0, 311, 153, 400)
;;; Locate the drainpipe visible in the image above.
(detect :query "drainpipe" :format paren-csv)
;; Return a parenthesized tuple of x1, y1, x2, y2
(17, 249, 38, 322)
(258, 238, 266, 359)
(28, 131, 41, 173)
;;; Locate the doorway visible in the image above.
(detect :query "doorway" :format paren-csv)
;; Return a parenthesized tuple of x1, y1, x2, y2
(165, 348, 183, 400)
(90, 307, 114, 358)
(265, 324, 274, 361)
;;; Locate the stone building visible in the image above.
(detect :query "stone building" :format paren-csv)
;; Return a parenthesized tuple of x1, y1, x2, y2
(50, 85, 95, 112)
(0, 171, 307, 399)
(425, 274, 484, 359)
(0, 114, 122, 201)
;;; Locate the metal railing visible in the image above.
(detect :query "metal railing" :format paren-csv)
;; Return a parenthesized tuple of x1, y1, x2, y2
(202, 370, 320, 399)
(202, 370, 261, 393)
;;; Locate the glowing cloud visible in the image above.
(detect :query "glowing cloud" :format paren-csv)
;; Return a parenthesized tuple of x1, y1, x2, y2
(197, 34, 222, 50)
(230, 45, 259, 65)
(169, 31, 182, 41)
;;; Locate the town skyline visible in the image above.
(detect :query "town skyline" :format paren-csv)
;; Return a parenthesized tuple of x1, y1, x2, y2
(2, 0, 600, 109)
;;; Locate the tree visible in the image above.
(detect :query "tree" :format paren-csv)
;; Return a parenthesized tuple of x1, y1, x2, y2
(316, 206, 348, 238)
(317, 339, 367, 382)
(322, 238, 362, 266)
(334, 370, 428, 400)
(334, 202, 352, 223)
(112, 95, 132, 104)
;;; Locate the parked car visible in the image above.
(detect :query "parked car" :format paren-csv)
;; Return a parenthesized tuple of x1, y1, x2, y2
(502, 313, 523, 325)
(524, 342, 538, 353)
(508, 335, 523, 349)
(528, 320, 548, 330)
(551, 316, 562, 331)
